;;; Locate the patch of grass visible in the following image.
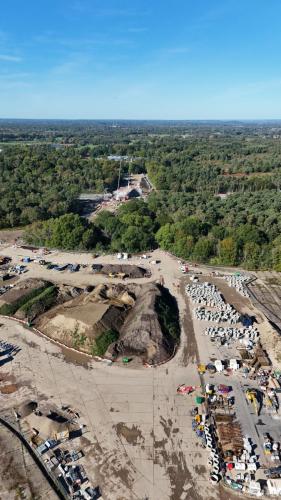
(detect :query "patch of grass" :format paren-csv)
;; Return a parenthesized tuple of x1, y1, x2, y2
(92, 329, 119, 356)
(71, 322, 87, 348)
(18, 285, 57, 317)
(0, 283, 52, 316)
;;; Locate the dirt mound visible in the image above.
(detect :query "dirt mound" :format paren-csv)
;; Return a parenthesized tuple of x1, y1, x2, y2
(34, 282, 180, 364)
(36, 284, 135, 353)
(99, 264, 148, 278)
(111, 284, 179, 364)
(0, 278, 47, 306)
(57, 285, 82, 303)
(0, 384, 18, 394)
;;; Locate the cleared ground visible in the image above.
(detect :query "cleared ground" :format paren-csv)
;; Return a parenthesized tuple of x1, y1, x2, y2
(0, 422, 58, 500)
(0, 316, 216, 500)
(0, 247, 279, 499)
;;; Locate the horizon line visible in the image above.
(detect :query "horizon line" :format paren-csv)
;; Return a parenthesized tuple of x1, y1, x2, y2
(1, 117, 281, 122)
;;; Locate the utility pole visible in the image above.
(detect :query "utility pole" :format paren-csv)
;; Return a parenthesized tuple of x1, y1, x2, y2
(117, 160, 122, 191)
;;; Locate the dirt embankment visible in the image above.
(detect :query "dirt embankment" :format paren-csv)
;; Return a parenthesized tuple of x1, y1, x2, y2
(0, 277, 180, 364)
(98, 264, 149, 278)
(111, 283, 180, 364)
(0, 424, 57, 499)
(36, 283, 131, 352)
(37, 282, 180, 363)
(0, 278, 47, 307)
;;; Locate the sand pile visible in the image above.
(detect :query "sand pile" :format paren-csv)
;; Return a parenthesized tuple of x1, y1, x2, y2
(36, 284, 135, 352)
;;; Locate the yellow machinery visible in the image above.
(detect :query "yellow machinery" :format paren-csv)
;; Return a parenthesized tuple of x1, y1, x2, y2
(108, 272, 126, 279)
(264, 394, 273, 408)
(197, 364, 206, 374)
(245, 388, 259, 415)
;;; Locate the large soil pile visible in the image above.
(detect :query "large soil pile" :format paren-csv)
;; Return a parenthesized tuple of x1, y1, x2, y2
(111, 283, 178, 364)
(97, 264, 149, 278)
(0, 277, 180, 364)
(36, 283, 134, 353)
(36, 282, 179, 364)
(0, 278, 47, 307)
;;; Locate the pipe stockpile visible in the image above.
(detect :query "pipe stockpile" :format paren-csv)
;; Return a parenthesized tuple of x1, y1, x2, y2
(194, 306, 240, 324)
(185, 282, 225, 308)
(204, 325, 260, 346)
(204, 422, 222, 483)
(223, 274, 250, 298)
(191, 408, 222, 484)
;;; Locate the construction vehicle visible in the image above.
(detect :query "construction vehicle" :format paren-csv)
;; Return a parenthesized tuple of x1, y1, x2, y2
(245, 388, 260, 415)
(108, 272, 126, 280)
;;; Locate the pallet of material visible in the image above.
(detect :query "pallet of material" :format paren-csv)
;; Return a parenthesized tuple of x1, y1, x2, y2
(215, 415, 244, 456)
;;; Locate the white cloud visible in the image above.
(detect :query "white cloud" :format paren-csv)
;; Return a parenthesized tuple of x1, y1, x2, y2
(0, 54, 22, 62)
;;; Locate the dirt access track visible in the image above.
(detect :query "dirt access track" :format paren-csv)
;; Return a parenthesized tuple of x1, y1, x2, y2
(0, 246, 277, 500)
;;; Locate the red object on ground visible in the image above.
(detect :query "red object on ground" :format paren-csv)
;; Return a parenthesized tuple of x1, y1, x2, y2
(177, 385, 194, 394)
(226, 462, 234, 470)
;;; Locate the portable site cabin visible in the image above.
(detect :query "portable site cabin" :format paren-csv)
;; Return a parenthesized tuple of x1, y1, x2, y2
(215, 360, 224, 372)
(229, 359, 239, 371)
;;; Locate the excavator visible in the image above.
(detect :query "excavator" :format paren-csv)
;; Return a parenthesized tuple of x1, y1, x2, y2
(245, 388, 260, 415)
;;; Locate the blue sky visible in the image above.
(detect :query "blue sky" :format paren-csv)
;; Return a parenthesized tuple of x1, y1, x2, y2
(1, 0, 281, 119)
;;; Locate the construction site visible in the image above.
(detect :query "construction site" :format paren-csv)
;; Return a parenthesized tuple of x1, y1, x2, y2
(77, 173, 152, 220)
(0, 240, 281, 499)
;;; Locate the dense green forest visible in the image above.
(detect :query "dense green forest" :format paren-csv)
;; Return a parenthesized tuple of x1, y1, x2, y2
(1, 120, 281, 270)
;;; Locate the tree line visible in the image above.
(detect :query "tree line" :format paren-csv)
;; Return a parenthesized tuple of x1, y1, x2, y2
(2, 123, 281, 271)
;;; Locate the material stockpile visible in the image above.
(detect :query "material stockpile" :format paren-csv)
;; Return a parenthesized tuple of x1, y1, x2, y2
(191, 407, 222, 484)
(215, 415, 244, 459)
(204, 325, 259, 349)
(263, 433, 280, 462)
(194, 305, 240, 324)
(223, 274, 250, 298)
(98, 264, 148, 279)
(245, 346, 271, 371)
(216, 416, 262, 493)
(186, 282, 240, 323)
(185, 282, 225, 308)
(206, 384, 235, 411)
